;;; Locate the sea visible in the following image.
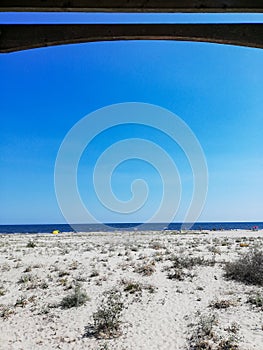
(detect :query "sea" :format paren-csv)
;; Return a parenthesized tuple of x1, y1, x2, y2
(0, 222, 262, 234)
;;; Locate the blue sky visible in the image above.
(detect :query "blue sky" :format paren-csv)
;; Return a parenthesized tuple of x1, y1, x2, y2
(1, 12, 263, 224)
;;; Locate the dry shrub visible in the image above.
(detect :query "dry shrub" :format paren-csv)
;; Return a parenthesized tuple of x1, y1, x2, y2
(91, 288, 124, 339)
(224, 249, 263, 286)
(209, 299, 236, 310)
(247, 292, 263, 309)
(135, 261, 156, 276)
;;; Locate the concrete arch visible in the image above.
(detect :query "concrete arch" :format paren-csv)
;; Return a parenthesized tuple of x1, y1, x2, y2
(1, 24, 263, 53)
(1, 0, 263, 13)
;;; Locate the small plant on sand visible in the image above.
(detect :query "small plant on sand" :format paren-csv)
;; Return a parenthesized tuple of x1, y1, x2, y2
(58, 270, 70, 277)
(153, 252, 164, 262)
(14, 262, 23, 269)
(225, 322, 240, 335)
(209, 299, 236, 310)
(18, 273, 35, 284)
(69, 261, 79, 270)
(97, 344, 110, 350)
(60, 247, 70, 255)
(90, 270, 99, 277)
(121, 279, 156, 298)
(135, 261, 156, 276)
(60, 283, 90, 309)
(18, 273, 41, 289)
(218, 325, 240, 350)
(38, 305, 50, 315)
(217, 337, 239, 350)
(26, 240, 36, 248)
(59, 277, 68, 287)
(224, 249, 263, 286)
(123, 281, 142, 294)
(189, 312, 240, 350)
(188, 313, 218, 349)
(91, 288, 124, 338)
(76, 275, 87, 282)
(171, 255, 215, 269)
(14, 296, 28, 308)
(23, 265, 32, 273)
(165, 255, 212, 281)
(149, 241, 165, 250)
(247, 292, 263, 309)
(0, 286, 6, 296)
(198, 314, 217, 338)
(40, 280, 49, 289)
(0, 305, 14, 320)
(1, 263, 11, 271)
(32, 263, 42, 269)
(167, 268, 186, 281)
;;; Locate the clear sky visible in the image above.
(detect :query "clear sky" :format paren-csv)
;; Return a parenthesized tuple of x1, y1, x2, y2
(1, 12, 263, 224)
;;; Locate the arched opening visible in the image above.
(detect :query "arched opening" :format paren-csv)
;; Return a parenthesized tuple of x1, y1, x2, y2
(1, 4, 263, 349)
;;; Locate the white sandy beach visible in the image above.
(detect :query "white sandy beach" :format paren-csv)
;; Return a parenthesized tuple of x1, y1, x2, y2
(0, 230, 262, 350)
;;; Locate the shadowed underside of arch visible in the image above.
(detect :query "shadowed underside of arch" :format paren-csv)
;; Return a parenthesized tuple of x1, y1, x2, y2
(1, 1, 263, 53)
(1, 23, 263, 53)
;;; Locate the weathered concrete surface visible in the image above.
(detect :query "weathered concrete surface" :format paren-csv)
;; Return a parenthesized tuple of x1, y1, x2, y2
(0, 0, 263, 13)
(1, 24, 263, 53)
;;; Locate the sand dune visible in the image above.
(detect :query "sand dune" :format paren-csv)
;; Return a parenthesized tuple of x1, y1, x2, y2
(0, 230, 262, 349)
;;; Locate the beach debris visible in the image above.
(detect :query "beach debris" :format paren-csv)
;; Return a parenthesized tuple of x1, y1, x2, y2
(52, 230, 60, 235)
(239, 243, 249, 247)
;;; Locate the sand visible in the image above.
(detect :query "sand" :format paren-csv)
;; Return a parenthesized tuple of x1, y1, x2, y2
(0, 230, 262, 349)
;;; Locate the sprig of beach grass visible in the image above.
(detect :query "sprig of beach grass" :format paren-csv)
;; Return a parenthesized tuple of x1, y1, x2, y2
(60, 284, 90, 309)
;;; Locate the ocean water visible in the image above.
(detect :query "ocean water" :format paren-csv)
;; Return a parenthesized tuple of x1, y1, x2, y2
(0, 222, 262, 234)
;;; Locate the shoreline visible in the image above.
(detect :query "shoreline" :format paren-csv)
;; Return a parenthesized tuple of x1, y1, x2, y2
(0, 228, 263, 235)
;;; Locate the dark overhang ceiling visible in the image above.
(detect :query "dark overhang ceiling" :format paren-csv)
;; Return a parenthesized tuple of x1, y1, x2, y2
(0, 1, 262, 13)
(1, 1, 263, 53)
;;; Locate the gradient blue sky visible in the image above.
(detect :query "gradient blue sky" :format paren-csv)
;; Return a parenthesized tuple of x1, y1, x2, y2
(1, 12, 263, 224)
